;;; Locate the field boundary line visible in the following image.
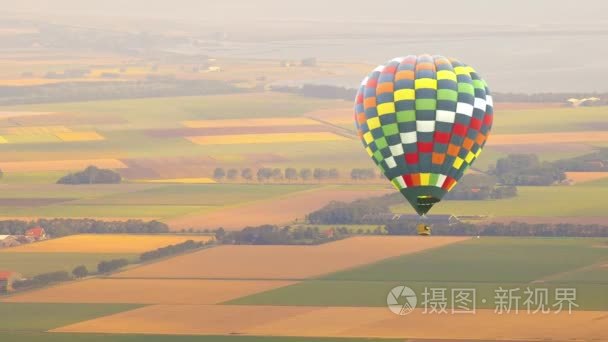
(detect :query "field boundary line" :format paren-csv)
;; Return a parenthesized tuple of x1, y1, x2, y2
(312, 236, 473, 280)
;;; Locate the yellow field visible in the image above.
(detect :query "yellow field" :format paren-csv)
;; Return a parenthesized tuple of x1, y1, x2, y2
(187, 132, 348, 145)
(0, 234, 213, 253)
(138, 177, 216, 184)
(0, 111, 56, 118)
(55, 131, 105, 142)
(52, 305, 608, 340)
(3, 126, 70, 135)
(1, 134, 60, 144)
(0, 158, 127, 172)
(2, 279, 293, 305)
(114, 236, 469, 279)
(182, 117, 322, 128)
(0, 136, 7, 143)
(566, 172, 608, 184)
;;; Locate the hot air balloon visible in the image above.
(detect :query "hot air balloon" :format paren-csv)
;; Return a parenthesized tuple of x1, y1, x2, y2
(354, 55, 493, 227)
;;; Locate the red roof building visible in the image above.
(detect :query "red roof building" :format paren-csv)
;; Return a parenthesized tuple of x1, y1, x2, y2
(25, 227, 46, 240)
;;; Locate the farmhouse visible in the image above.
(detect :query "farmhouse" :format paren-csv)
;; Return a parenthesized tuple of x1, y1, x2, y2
(25, 227, 47, 240)
(0, 271, 22, 293)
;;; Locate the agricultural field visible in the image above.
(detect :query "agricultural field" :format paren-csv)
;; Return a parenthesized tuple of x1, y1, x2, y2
(165, 186, 391, 230)
(0, 234, 213, 253)
(52, 305, 608, 340)
(2, 236, 606, 341)
(0, 87, 605, 226)
(231, 238, 608, 310)
(0, 253, 139, 277)
(3, 279, 295, 305)
(112, 236, 468, 279)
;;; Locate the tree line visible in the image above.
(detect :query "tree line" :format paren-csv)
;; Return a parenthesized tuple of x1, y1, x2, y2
(0, 218, 169, 237)
(140, 240, 209, 262)
(385, 221, 608, 237)
(213, 167, 379, 182)
(215, 224, 349, 245)
(554, 148, 608, 172)
(10, 239, 214, 292)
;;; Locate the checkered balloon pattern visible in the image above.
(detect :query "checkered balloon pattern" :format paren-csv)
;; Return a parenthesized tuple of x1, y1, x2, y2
(354, 55, 493, 215)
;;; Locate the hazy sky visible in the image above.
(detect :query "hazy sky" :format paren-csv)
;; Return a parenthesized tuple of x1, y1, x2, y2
(1, 0, 607, 92)
(2, 0, 606, 26)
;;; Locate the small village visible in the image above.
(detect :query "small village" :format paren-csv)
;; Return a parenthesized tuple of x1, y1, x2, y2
(0, 227, 47, 293)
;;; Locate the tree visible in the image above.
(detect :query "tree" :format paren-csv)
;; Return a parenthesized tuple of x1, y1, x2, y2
(257, 168, 272, 182)
(272, 168, 283, 181)
(97, 258, 129, 273)
(213, 167, 226, 181)
(328, 168, 339, 179)
(57, 165, 121, 184)
(241, 168, 253, 181)
(72, 265, 88, 278)
(227, 168, 238, 180)
(313, 168, 328, 182)
(285, 168, 298, 181)
(299, 168, 312, 181)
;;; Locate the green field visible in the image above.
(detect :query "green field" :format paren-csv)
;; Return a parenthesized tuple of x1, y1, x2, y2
(0, 253, 138, 277)
(229, 237, 608, 310)
(0, 303, 140, 331)
(492, 106, 608, 134)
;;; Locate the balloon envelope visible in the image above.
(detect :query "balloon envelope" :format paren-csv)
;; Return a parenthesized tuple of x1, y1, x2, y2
(354, 55, 494, 215)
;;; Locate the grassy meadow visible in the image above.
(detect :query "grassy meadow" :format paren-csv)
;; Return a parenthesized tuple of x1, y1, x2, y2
(0, 253, 139, 277)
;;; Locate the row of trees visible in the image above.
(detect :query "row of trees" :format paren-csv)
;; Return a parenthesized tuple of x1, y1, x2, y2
(0, 219, 169, 237)
(385, 221, 608, 237)
(57, 166, 122, 184)
(12, 238, 213, 292)
(140, 240, 209, 262)
(213, 167, 381, 182)
(216, 225, 349, 245)
(554, 148, 608, 172)
(213, 167, 342, 182)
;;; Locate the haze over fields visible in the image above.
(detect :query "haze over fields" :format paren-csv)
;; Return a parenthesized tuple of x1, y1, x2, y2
(2, 0, 608, 91)
(0, 1, 607, 342)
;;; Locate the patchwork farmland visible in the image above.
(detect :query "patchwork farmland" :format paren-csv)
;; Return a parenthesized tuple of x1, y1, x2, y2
(3, 237, 606, 341)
